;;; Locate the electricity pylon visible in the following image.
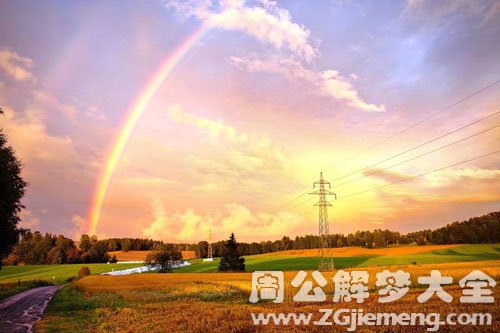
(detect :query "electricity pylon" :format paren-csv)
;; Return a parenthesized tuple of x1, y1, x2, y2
(310, 172, 336, 271)
(207, 227, 213, 259)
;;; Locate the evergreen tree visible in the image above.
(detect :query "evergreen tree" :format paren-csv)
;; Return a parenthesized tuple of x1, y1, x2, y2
(0, 112, 28, 269)
(218, 233, 245, 272)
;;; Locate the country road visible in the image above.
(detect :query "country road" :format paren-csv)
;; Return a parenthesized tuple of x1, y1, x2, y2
(0, 286, 63, 333)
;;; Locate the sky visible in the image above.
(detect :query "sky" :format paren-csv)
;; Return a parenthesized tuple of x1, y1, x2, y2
(0, 0, 499, 243)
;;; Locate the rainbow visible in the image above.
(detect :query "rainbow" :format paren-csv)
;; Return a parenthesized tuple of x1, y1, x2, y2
(87, 25, 209, 235)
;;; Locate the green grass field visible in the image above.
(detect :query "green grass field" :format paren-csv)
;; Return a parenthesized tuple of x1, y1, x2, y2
(176, 244, 500, 272)
(0, 263, 143, 284)
(1, 244, 498, 284)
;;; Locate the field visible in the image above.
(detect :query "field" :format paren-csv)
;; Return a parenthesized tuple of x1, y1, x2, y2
(3, 244, 499, 331)
(1, 244, 497, 282)
(36, 260, 500, 332)
(177, 244, 500, 272)
(108, 250, 197, 262)
(0, 263, 143, 285)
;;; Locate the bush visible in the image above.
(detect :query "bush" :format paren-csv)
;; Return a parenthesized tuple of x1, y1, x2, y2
(77, 267, 91, 279)
(146, 247, 182, 273)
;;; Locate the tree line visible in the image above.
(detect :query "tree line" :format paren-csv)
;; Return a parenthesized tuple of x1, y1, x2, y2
(87, 237, 166, 252)
(2, 211, 498, 265)
(406, 211, 500, 245)
(4, 232, 111, 265)
(195, 211, 500, 258)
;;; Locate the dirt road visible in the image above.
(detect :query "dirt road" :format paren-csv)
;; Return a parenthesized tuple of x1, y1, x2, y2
(0, 285, 63, 333)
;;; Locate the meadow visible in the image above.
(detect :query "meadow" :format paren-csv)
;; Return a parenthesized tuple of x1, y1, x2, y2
(177, 244, 500, 273)
(1, 244, 498, 331)
(36, 260, 500, 332)
(1, 244, 497, 283)
(0, 263, 143, 285)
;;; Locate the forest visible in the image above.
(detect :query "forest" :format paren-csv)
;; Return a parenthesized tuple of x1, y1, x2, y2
(3, 211, 498, 265)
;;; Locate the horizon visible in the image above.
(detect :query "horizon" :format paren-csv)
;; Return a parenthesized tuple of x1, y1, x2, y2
(21, 210, 500, 245)
(0, 0, 499, 244)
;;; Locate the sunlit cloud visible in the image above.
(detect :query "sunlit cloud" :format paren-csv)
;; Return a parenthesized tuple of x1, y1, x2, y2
(1, 105, 76, 165)
(362, 167, 409, 183)
(0, 48, 35, 82)
(167, 0, 318, 62)
(231, 54, 386, 112)
(425, 167, 500, 187)
(142, 198, 304, 242)
(169, 105, 248, 143)
(1, 1, 498, 240)
(19, 209, 40, 229)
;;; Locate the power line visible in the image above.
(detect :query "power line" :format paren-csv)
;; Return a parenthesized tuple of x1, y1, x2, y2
(340, 150, 500, 200)
(275, 109, 499, 213)
(269, 150, 500, 230)
(323, 79, 500, 172)
(334, 123, 500, 189)
(333, 110, 500, 182)
(271, 79, 500, 211)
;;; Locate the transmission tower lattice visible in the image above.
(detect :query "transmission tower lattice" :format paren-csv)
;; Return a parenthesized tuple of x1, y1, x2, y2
(207, 227, 213, 259)
(310, 172, 336, 271)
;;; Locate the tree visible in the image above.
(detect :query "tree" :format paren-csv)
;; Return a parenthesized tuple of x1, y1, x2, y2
(197, 241, 208, 258)
(218, 233, 245, 272)
(146, 247, 182, 273)
(0, 123, 28, 269)
(122, 238, 131, 252)
(79, 234, 92, 252)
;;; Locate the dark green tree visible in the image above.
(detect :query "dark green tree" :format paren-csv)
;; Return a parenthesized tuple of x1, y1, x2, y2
(79, 234, 92, 252)
(146, 246, 182, 273)
(0, 112, 28, 269)
(218, 233, 245, 272)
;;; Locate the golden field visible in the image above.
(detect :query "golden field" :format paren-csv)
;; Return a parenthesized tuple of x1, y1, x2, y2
(256, 244, 460, 258)
(73, 260, 500, 298)
(108, 250, 197, 261)
(37, 260, 500, 332)
(41, 288, 499, 332)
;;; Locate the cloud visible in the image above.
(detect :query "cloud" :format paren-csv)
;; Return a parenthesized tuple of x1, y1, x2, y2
(166, 0, 318, 62)
(231, 54, 386, 112)
(0, 49, 35, 82)
(425, 167, 500, 187)
(1, 106, 77, 165)
(121, 175, 176, 188)
(320, 70, 386, 112)
(142, 198, 303, 242)
(362, 167, 409, 183)
(85, 106, 107, 120)
(404, 0, 500, 28)
(0, 88, 101, 238)
(169, 105, 248, 143)
(168, 105, 289, 180)
(33, 90, 78, 121)
(70, 215, 88, 240)
(19, 210, 40, 229)
(167, 1, 385, 112)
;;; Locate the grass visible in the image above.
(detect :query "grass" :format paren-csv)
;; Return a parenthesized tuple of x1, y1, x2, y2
(177, 243, 500, 272)
(0, 263, 144, 284)
(35, 284, 126, 333)
(0, 279, 53, 301)
(36, 260, 500, 332)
